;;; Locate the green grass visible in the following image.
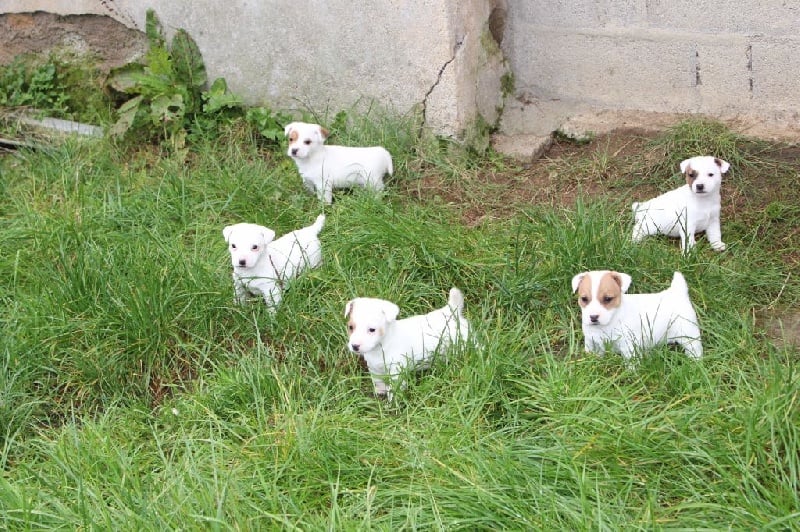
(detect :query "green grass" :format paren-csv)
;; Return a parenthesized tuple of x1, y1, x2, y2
(0, 117, 799, 529)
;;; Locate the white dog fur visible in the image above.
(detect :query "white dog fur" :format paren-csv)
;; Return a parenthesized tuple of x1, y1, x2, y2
(284, 121, 393, 204)
(345, 288, 471, 400)
(223, 214, 325, 311)
(571, 270, 702, 362)
(632, 155, 730, 253)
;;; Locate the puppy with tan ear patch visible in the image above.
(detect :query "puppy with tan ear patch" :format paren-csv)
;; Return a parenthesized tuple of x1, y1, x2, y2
(632, 155, 729, 253)
(344, 288, 471, 400)
(223, 214, 325, 311)
(284, 121, 393, 204)
(571, 270, 703, 362)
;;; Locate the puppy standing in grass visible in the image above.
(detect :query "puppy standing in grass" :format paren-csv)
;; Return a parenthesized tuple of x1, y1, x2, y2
(284, 121, 393, 204)
(345, 288, 471, 401)
(223, 214, 325, 311)
(571, 270, 703, 363)
(632, 156, 730, 253)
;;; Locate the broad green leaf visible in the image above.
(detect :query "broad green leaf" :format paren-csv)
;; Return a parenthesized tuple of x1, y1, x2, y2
(106, 63, 146, 93)
(150, 93, 185, 125)
(171, 29, 207, 89)
(109, 95, 143, 138)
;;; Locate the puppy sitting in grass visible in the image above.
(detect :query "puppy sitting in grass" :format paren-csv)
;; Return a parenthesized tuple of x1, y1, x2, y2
(223, 214, 325, 311)
(571, 270, 703, 363)
(344, 288, 471, 401)
(632, 155, 730, 253)
(284, 121, 393, 204)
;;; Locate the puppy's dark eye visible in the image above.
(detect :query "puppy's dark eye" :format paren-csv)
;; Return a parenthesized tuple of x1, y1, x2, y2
(230, 244, 237, 249)
(348, 324, 354, 332)
(251, 245, 258, 251)
(367, 327, 376, 333)
(689, 170, 698, 178)
(603, 295, 614, 303)
(707, 172, 714, 177)
(304, 139, 312, 145)
(580, 296, 589, 304)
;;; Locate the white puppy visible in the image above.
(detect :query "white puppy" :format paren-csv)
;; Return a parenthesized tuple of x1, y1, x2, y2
(284, 121, 393, 204)
(632, 156, 730, 253)
(571, 270, 703, 362)
(223, 214, 325, 311)
(344, 288, 471, 400)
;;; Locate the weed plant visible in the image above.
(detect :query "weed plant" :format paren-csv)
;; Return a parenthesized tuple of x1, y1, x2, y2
(0, 117, 798, 529)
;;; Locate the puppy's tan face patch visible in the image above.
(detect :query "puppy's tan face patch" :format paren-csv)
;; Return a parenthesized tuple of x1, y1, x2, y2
(576, 275, 593, 308)
(288, 130, 299, 143)
(684, 165, 698, 187)
(596, 272, 623, 310)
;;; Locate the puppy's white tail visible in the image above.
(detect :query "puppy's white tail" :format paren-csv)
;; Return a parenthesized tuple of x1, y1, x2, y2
(447, 287, 465, 317)
(310, 213, 326, 234)
(670, 271, 689, 294)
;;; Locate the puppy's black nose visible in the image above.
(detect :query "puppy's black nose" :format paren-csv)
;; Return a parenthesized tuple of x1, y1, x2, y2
(695, 183, 705, 192)
(589, 314, 599, 323)
(350, 344, 360, 353)
(291, 148, 298, 156)
(238, 259, 247, 267)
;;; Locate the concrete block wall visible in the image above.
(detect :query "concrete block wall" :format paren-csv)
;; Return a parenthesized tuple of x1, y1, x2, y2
(501, 0, 800, 135)
(1, 0, 798, 138)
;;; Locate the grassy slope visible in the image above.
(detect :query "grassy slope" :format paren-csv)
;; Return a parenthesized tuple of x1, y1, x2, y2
(0, 119, 798, 529)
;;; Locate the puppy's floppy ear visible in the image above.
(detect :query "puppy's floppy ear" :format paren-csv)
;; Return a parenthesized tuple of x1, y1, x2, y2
(222, 225, 235, 242)
(610, 272, 633, 293)
(316, 125, 329, 141)
(679, 158, 692, 174)
(571, 272, 588, 293)
(714, 157, 730, 174)
(380, 301, 400, 322)
(344, 300, 355, 319)
(254, 225, 276, 245)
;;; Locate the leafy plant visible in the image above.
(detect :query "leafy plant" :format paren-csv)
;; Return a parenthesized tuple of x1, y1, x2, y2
(106, 9, 242, 147)
(245, 105, 293, 144)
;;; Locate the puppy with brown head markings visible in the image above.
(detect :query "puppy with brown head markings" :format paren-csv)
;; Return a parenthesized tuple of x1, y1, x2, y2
(571, 270, 703, 362)
(285, 121, 393, 204)
(632, 155, 730, 253)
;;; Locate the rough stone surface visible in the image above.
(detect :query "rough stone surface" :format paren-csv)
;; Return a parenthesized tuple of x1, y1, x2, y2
(490, 133, 552, 162)
(0, 12, 146, 70)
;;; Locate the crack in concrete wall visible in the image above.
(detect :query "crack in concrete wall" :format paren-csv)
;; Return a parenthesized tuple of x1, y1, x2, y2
(420, 37, 464, 134)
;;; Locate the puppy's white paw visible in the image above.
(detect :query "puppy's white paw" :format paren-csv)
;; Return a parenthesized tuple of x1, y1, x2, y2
(711, 241, 727, 251)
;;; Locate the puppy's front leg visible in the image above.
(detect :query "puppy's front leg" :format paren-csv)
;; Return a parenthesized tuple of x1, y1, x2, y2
(320, 182, 334, 205)
(706, 217, 726, 251)
(262, 283, 282, 313)
(681, 225, 697, 254)
(233, 279, 248, 305)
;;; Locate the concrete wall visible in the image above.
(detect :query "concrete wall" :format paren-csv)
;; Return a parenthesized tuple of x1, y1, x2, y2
(1, 0, 798, 139)
(500, 0, 800, 135)
(0, 0, 507, 138)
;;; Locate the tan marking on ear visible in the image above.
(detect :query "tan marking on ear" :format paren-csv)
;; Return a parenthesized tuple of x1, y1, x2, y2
(598, 272, 623, 310)
(684, 165, 698, 186)
(288, 130, 299, 142)
(577, 275, 593, 307)
(320, 127, 330, 139)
